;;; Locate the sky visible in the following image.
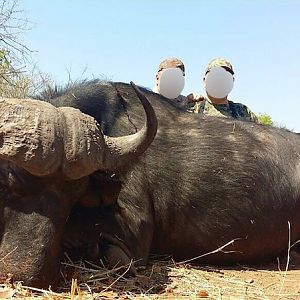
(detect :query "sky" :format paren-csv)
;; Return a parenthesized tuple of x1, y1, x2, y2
(21, 0, 300, 131)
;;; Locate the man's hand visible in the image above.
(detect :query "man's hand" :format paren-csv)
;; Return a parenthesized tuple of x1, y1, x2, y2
(187, 93, 206, 103)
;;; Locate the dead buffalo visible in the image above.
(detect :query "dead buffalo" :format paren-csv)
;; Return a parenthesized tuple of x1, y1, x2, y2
(47, 80, 300, 270)
(0, 83, 157, 287)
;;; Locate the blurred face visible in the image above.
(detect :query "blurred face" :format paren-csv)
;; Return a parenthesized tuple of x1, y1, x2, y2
(156, 67, 185, 99)
(203, 66, 234, 101)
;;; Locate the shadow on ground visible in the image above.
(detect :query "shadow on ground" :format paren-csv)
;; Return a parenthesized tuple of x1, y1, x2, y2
(57, 252, 300, 299)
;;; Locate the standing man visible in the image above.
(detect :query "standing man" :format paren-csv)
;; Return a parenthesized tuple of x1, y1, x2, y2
(188, 58, 258, 122)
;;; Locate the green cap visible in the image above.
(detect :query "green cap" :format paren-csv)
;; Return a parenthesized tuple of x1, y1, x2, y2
(205, 58, 234, 75)
(158, 57, 185, 74)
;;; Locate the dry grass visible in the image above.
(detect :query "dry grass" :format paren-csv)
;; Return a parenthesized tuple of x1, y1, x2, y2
(1, 254, 300, 300)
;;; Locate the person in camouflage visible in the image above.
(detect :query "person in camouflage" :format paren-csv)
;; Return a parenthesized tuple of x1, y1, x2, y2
(153, 57, 188, 107)
(187, 58, 258, 122)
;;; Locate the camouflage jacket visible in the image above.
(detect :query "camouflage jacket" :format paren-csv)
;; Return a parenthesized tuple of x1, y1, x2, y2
(187, 98, 258, 123)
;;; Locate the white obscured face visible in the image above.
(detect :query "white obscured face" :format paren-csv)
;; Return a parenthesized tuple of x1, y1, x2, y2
(157, 68, 185, 99)
(204, 66, 234, 99)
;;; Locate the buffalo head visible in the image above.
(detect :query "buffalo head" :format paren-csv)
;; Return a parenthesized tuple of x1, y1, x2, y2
(0, 82, 157, 287)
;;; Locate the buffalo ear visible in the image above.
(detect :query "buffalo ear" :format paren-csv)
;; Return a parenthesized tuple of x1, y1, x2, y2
(79, 173, 122, 207)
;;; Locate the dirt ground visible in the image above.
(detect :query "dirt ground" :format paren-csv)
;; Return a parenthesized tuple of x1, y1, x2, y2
(1, 254, 300, 300)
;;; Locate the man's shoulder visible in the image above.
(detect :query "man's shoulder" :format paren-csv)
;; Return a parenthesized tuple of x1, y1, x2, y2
(189, 97, 227, 116)
(229, 100, 258, 122)
(229, 101, 252, 114)
(229, 100, 247, 108)
(176, 94, 187, 102)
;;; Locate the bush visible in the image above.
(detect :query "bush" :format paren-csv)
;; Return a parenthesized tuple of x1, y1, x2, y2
(257, 113, 273, 126)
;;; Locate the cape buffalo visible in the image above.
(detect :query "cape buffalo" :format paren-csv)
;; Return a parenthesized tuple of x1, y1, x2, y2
(48, 81, 300, 272)
(0, 83, 157, 287)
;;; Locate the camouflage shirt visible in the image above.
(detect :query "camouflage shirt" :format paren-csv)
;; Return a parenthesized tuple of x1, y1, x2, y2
(187, 98, 258, 123)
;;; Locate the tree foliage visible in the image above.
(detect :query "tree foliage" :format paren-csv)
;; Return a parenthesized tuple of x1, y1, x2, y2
(257, 113, 273, 126)
(0, 0, 52, 98)
(0, 0, 31, 67)
(0, 0, 30, 97)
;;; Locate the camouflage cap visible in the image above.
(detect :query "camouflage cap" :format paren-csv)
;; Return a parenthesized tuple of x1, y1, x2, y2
(158, 57, 185, 74)
(205, 58, 234, 75)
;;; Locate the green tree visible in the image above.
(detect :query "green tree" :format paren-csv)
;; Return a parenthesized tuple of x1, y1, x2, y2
(0, 0, 31, 97)
(257, 113, 273, 126)
(0, 48, 31, 98)
(0, 0, 52, 98)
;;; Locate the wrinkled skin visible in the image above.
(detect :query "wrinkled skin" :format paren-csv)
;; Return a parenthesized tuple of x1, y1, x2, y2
(0, 83, 157, 287)
(0, 162, 89, 286)
(50, 81, 300, 270)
